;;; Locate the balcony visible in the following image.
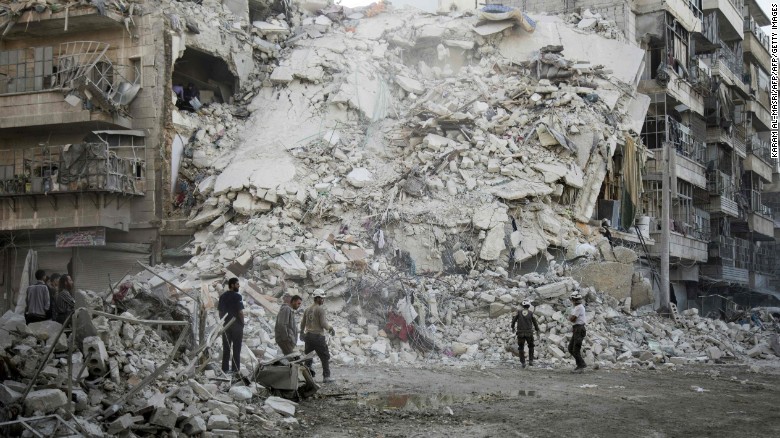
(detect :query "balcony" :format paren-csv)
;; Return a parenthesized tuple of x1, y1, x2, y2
(642, 115, 707, 188)
(732, 189, 775, 240)
(636, 0, 703, 32)
(0, 4, 126, 41)
(0, 42, 139, 130)
(649, 209, 710, 262)
(705, 126, 745, 155)
(744, 99, 772, 131)
(743, 17, 772, 71)
(745, 136, 774, 181)
(705, 170, 739, 216)
(0, 143, 144, 198)
(702, 0, 744, 40)
(753, 245, 777, 276)
(696, 43, 747, 96)
(702, 236, 749, 283)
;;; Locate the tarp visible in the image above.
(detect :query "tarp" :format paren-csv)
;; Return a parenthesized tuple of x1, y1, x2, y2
(620, 135, 641, 230)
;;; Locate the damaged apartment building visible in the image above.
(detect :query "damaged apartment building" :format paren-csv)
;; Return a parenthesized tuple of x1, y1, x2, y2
(0, 0, 258, 312)
(489, 0, 779, 310)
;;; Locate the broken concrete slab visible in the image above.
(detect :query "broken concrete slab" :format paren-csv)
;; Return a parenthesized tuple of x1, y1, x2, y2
(490, 180, 554, 200)
(265, 396, 297, 417)
(24, 389, 67, 415)
(395, 76, 425, 94)
(268, 252, 308, 279)
(479, 226, 506, 261)
(346, 168, 373, 188)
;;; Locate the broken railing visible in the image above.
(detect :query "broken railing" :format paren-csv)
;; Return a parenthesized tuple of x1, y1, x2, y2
(0, 41, 140, 112)
(0, 143, 145, 196)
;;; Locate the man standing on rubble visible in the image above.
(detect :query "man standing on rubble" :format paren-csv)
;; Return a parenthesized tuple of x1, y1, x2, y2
(568, 292, 588, 373)
(25, 270, 50, 324)
(218, 277, 245, 374)
(511, 299, 540, 368)
(300, 289, 335, 383)
(275, 294, 302, 355)
(53, 275, 76, 325)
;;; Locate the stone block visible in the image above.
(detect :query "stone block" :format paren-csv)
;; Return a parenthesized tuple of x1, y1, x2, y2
(228, 385, 252, 401)
(0, 384, 21, 405)
(534, 282, 568, 299)
(181, 416, 207, 436)
(149, 407, 177, 430)
(265, 396, 297, 417)
(208, 414, 230, 430)
(24, 389, 67, 415)
(489, 302, 512, 318)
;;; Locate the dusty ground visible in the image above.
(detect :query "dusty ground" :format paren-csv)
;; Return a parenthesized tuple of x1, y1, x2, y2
(263, 360, 780, 438)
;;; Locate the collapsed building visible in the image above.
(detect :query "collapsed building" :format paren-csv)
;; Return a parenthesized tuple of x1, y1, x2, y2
(0, 0, 778, 436)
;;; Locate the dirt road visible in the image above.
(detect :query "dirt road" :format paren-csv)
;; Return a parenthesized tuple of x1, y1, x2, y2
(272, 362, 780, 438)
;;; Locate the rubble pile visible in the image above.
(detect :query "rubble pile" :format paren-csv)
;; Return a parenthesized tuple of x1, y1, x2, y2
(0, 301, 300, 436)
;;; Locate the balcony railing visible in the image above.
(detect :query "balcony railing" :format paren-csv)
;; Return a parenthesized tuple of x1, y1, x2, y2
(742, 189, 773, 218)
(642, 115, 706, 164)
(744, 17, 771, 54)
(753, 245, 776, 275)
(671, 207, 711, 241)
(686, 0, 704, 24)
(0, 41, 139, 112)
(0, 144, 144, 196)
(747, 135, 773, 164)
(734, 236, 751, 270)
(706, 169, 736, 198)
(709, 235, 735, 264)
(697, 40, 744, 84)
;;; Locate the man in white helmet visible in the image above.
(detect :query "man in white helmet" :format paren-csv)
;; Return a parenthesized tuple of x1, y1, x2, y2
(511, 299, 540, 368)
(300, 289, 336, 382)
(568, 292, 587, 373)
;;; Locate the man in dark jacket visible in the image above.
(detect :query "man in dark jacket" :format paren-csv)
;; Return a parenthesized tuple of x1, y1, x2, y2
(25, 270, 50, 324)
(53, 275, 75, 325)
(218, 277, 245, 374)
(511, 299, 540, 368)
(275, 294, 302, 355)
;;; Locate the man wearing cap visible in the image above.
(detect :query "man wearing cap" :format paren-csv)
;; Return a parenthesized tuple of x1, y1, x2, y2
(511, 299, 540, 368)
(300, 289, 335, 382)
(568, 292, 588, 373)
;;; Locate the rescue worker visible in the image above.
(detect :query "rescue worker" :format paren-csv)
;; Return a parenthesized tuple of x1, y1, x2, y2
(300, 289, 335, 383)
(275, 294, 302, 355)
(511, 299, 540, 368)
(568, 291, 588, 373)
(218, 277, 245, 374)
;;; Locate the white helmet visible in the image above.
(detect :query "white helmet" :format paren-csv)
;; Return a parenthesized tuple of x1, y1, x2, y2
(521, 299, 531, 307)
(570, 291, 582, 300)
(312, 289, 326, 298)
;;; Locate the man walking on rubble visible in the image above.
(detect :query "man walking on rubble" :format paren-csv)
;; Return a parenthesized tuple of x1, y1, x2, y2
(300, 289, 336, 383)
(511, 299, 541, 368)
(25, 270, 50, 324)
(568, 292, 588, 373)
(218, 277, 245, 374)
(275, 294, 302, 355)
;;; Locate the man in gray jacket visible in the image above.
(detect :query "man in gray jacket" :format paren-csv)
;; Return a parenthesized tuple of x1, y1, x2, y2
(275, 294, 302, 355)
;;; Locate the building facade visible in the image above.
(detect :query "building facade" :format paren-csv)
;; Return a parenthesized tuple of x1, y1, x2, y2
(489, 0, 779, 311)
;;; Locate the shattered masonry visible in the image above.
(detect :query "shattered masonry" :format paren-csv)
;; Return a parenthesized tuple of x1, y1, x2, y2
(0, 0, 778, 436)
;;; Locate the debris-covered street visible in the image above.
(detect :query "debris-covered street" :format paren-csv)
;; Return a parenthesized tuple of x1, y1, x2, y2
(284, 364, 780, 438)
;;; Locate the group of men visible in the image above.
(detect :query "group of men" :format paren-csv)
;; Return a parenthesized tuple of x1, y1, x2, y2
(217, 277, 588, 380)
(217, 279, 335, 383)
(511, 291, 588, 373)
(24, 269, 76, 326)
